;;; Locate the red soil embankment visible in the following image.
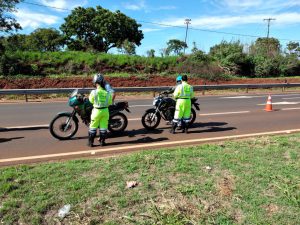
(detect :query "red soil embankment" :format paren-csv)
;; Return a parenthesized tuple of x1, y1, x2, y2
(1, 76, 300, 89)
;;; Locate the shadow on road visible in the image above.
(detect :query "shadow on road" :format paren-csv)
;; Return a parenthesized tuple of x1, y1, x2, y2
(187, 122, 236, 134)
(0, 137, 24, 143)
(0, 126, 49, 132)
(110, 128, 164, 139)
(70, 127, 164, 141)
(93, 136, 169, 147)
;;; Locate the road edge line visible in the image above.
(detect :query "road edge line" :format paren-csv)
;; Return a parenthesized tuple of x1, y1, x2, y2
(1, 128, 300, 163)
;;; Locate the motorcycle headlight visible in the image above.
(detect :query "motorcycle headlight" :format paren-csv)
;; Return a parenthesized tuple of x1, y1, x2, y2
(153, 97, 159, 106)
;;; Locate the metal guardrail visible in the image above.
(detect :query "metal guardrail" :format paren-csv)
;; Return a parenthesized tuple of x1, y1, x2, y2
(1, 83, 300, 101)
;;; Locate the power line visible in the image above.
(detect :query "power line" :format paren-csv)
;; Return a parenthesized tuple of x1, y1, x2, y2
(139, 20, 262, 38)
(20, 1, 300, 42)
(22, 1, 70, 11)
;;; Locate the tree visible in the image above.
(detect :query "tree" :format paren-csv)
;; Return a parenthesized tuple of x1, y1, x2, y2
(287, 41, 300, 57)
(0, 0, 22, 33)
(209, 40, 251, 75)
(120, 39, 136, 55)
(166, 39, 187, 55)
(28, 28, 64, 52)
(60, 6, 143, 52)
(191, 41, 198, 53)
(146, 49, 155, 57)
(249, 37, 280, 57)
(1, 33, 28, 51)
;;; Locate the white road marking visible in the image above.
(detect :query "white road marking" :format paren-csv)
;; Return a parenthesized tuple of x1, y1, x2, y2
(221, 96, 256, 99)
(221, 94, 300, 99)
(1, 128, 300, 164)
(0, 124, 49, 130)
(282, 107, 300, 111)
(200, 111, 250, 116)
(257, 101, 300, 105)
(3, 106, 300, 131)
(282, 97, 300, 100)
(0, 110, 253, 130)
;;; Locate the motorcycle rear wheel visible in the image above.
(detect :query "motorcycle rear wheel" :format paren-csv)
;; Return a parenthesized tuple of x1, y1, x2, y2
(108, 112, 128, 133)
(141, 109, 161, 130)
(49, 113, 78, 140)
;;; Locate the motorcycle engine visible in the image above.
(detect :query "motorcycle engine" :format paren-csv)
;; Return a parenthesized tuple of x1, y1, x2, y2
(164, 107, 175, 121)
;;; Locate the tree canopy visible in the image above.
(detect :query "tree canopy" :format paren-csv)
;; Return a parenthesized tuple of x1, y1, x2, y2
(209, 40, 249, 74)
(0, 0, 22, 33)
(60, 6, 144, 53)
(166, 39, 187, 55)
(28, 28, 64, 52)
(250, 37, 281, 57)
(1, 28, 64, 52)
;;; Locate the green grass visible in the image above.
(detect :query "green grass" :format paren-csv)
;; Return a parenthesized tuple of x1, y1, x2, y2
(0, 134, 300, 224)
(1, 51, 179, 76)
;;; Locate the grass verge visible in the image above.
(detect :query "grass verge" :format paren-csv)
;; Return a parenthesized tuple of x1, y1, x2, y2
(0, 134, 300, 225)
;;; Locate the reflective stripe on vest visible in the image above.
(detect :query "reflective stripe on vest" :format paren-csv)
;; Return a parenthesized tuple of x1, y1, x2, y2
(93, 89, 110, 108)
(179, 83, 192, 99)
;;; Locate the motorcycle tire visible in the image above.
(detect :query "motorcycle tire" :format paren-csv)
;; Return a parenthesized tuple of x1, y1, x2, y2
(141, 109, 161, 130)
(190, 108, 197, 125)
(49, 113, 78, 140)
(108, 112, 128, 133)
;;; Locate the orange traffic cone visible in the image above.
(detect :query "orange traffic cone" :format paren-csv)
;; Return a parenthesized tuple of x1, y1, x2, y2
(265, 95, 273, 112)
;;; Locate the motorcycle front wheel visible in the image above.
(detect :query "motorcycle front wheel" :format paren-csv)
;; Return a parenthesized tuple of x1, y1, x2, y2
(141, 109, 161, 130)
(49, 113, 78, 140)
(190, 108, 197, 125)
(108, 112, 128, 133)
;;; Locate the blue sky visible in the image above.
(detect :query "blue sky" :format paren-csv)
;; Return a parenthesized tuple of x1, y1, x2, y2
(12, 0, 300, 55)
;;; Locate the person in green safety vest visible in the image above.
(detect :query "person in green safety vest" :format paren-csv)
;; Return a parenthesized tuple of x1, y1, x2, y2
(87, 74, 113, 147)
(171, 74, 194, 134)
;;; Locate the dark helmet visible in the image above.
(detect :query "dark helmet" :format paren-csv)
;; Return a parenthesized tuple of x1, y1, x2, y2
(93, 73, 104, 85)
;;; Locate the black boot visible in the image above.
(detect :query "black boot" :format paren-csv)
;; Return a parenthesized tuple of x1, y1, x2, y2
(99, 131, 107, 146)
(184, 122, 189, 134)
(170, 122, 177, 134)
(181, 122, 186, 133)
(87, 132, 96, 147)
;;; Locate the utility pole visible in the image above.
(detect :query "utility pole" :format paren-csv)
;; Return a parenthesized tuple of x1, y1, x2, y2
(263, 18, 276, 56)
(263, 18, 276, 38)
(184, 18, 191, 54)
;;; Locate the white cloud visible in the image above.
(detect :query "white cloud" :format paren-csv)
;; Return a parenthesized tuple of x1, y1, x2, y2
(123, 0, 176, 11)
(13, 9, 60, 29)
(142, 28, 161, 33)
(160, 13, 300, 29)
(216, 0, 300, 12)
(123, 0, 146, 11)
(157, 6, 177, 10)
(39, 0, 88, 11)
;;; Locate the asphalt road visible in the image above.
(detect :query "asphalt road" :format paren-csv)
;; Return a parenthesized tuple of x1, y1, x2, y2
(1, 93, 300, 166)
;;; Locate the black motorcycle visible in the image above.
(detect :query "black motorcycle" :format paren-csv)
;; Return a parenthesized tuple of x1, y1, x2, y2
(141, 91, 200, 130)
(49, 89, 130, 140)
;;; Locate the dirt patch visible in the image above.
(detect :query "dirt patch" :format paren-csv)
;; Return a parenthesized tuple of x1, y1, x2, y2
(1, 76, 300, 89)
(217, 175, 235, 198)
(264, 203, 280, 215)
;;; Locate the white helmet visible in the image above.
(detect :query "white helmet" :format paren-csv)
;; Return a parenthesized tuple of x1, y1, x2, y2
(93, 73, 104, 85)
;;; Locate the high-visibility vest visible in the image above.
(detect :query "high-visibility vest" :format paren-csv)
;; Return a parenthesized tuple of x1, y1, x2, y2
(174, 81, 194, 99)
(89, 87, 111, 108)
